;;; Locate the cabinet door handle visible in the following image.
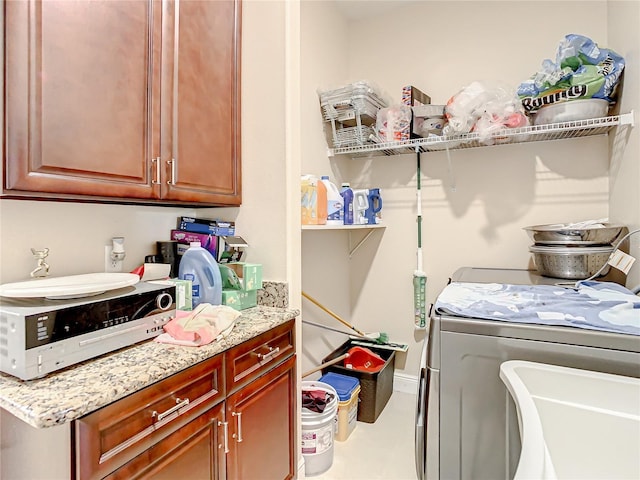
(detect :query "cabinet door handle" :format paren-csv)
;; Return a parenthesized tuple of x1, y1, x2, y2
(151, 157, 161, 184)
(232, 411, 243, 443)
(218, 420, 229, 453)
(152, 397, 189, 422)
(257, 346, 280, 363)
(167, 158, 176, 185)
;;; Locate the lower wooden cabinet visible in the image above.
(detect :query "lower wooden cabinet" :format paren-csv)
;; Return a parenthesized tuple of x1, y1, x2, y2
(74, 320, 296, 479)
(226, 356, 296, 480)
(105, 402, 226, 480)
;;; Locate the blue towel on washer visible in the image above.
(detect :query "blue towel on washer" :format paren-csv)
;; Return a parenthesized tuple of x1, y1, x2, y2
(434, 281, 640, 336)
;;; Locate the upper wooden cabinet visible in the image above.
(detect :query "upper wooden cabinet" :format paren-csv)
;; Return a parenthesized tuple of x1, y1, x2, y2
(3, 0, 241, 206)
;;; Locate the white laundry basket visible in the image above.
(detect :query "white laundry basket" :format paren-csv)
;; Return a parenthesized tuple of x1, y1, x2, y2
(301, 380, 338, 476)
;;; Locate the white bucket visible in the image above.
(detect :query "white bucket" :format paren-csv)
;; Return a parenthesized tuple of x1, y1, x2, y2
(301, 381, 338, 477)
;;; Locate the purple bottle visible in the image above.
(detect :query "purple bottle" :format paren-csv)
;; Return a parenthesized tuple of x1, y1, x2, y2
(340, 183, 354, 225)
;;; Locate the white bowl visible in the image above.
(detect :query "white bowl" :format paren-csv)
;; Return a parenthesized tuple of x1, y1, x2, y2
(533, 99, 609, 125)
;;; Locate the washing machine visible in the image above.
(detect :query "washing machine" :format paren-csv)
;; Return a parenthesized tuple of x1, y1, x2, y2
(415, 267, 640, 480)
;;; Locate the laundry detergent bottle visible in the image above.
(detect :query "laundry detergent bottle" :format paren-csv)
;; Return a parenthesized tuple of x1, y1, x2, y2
(301, 174, 328, 225)
(321, 175, 344, 225)
(340, 183, 354, 225)
(178, 241, 222, 308)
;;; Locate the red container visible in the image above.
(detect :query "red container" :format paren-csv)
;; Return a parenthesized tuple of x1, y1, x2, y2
(345, 346, 385, 373)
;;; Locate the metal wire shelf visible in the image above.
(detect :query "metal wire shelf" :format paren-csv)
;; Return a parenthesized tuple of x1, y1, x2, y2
(328, 112, 635, 158)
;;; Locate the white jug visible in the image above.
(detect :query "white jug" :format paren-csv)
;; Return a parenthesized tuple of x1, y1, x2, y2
(352, 189, 369, 225)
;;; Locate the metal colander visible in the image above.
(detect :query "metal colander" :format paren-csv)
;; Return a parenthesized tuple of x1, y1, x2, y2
(529, 245, 613, 279)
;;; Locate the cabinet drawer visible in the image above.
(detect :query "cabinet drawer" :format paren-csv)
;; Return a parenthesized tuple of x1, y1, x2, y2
(226, 319, 295, 393)
(75, 354, 224, 480)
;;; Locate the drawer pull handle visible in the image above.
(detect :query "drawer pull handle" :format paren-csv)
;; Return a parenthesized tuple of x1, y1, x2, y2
(219, 421, 229, 453)
(167, 158, 176, 185)
(151, 157, 161, 184)
(152, 397, 190, 422)
(257, 346, 280, 363)
(232, 412, 243, 443)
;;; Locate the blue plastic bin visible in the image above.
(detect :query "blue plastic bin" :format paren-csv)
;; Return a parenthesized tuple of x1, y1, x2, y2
(319, 372, 360, 441)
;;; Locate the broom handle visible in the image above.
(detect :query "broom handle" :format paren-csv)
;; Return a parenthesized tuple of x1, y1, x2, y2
(302, 353, 349, 378)
(302, 291, 367, 337)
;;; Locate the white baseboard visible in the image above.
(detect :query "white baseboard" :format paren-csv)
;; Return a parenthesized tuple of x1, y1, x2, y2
(393, 372, 418, 394)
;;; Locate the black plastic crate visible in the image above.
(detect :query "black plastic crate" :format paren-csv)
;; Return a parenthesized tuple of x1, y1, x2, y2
(321, 340, 395, 423)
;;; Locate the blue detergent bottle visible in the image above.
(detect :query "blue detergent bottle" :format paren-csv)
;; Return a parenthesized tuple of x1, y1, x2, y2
(340, 183, 354, 225)
(178, 241, 222, 307)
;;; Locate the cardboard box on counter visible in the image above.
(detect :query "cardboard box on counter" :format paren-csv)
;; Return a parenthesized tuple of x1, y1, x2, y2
(215, 221, 235, 236)
(170, 230, 218, 259)
(150, 279, 192, 311)
(228, 262, 263, 291)
(218, 236, 248, 263)
(222, 289, 257, 311)
(178, 216, 236, 236)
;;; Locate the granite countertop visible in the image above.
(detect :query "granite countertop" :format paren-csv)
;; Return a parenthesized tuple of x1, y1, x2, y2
(0, 305, 299, 429)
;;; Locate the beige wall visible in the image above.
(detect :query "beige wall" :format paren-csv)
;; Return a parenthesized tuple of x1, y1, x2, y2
(608, 0, 640, 288)
(0, 1, 290, 286)
(300, 1, 639, 378)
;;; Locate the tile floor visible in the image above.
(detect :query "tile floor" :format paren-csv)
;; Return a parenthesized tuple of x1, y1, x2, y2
(309, 391, 418, 480)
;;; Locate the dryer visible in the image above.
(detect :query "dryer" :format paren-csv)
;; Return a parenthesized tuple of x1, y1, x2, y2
(415, 267, 640, 480)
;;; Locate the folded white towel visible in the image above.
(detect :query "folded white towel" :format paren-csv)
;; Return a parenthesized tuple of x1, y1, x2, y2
(155, 303, 241, 347)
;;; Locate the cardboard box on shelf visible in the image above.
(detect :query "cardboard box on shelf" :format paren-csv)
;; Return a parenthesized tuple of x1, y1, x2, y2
(402, 86, 433, 138)
(402, 85, 431, 107)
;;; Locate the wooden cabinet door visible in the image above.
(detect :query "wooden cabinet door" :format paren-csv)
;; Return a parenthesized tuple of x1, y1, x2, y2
(4, 0, 162, 200)
(159, 0, 242, 205)
(226, 355, 296, 480)
(105, 402, 226, 480)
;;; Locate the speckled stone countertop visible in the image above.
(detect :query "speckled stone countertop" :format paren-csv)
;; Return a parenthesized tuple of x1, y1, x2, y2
(0, 304, 298, 429)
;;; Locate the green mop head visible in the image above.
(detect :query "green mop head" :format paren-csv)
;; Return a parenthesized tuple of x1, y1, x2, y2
(373, 332, 389, 344)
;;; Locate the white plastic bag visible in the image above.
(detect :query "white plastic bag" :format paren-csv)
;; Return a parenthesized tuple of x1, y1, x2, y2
(376, 104, 412, 142)
(443, 81, 529, 144)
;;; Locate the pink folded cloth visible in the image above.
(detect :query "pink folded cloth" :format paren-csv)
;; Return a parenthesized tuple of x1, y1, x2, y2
(155, 303, 241, 346)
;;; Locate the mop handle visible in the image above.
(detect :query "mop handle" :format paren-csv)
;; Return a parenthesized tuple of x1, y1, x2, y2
(302, 291, 367, 337)
(301, 353, 350, 378)
(414, 149, 427, 329)
(416, 149, 423, 256)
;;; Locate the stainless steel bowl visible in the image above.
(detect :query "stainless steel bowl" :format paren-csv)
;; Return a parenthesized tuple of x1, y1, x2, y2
(529, 245, 613, 279)
(523, 223, 624, 246)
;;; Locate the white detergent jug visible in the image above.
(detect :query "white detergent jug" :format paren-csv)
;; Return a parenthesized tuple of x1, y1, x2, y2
(321, 175, 344, 225)
(352, 189, 369, 225)
(179, 241, 222, 308)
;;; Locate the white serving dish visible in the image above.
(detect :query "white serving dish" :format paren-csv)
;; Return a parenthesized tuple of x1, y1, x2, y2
(500, 360, 640, 480)
(0, 272, 140, 299)
(533, 99, 609, 125)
